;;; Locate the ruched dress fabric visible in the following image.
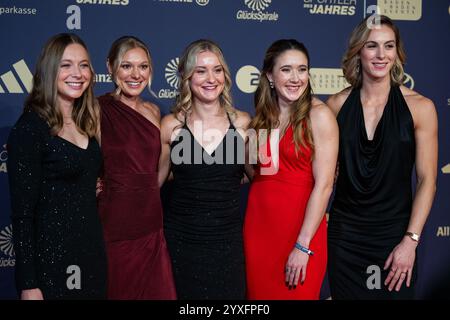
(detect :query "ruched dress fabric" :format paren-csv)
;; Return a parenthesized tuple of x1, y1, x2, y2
(97, 94, 176, 300)
(244, 126, 327, 299)
(8, 110, 107, 299)
(164, 115, 246, 300)
(328, 86, 417, 299)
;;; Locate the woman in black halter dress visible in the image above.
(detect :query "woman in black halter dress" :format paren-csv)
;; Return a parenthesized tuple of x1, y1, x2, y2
(326, 16, 437, 299)
(159, 40, 251, 299)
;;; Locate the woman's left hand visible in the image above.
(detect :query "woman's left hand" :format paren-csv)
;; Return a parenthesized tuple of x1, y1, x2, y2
(96, 178, 104, 197)
(383, 236, 417, 291)
(285, 247, 310, 289)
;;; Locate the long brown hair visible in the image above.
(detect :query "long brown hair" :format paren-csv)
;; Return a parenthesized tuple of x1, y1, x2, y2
(250, 39, 313, 154)
(172, 39, 235, 121)
(342, 14, 407, 88)
(24, 33, 99, 137)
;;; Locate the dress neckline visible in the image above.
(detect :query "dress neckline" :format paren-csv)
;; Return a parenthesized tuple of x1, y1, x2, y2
(107, 94, 160, 132)
(184, 111, 233, 156)
(357, 86, 392, 142)
(55, 135, 90, 151)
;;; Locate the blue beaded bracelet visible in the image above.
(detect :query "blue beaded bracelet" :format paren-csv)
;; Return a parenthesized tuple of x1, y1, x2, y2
(295, 242, 314, 256)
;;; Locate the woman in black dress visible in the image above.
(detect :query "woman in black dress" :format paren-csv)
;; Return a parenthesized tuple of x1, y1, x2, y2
(159, 39, 251, 299)
(326, 16, 437, 299)
(7, 33, 107, 299)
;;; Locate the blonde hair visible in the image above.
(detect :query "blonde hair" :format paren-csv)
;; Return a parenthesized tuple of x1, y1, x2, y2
(172, 39, 235, 121)
(342, 15, 407, 88)
(24, 33, 99, 137)
(250, 39, 314, 155)
(107, 36, 154, 96)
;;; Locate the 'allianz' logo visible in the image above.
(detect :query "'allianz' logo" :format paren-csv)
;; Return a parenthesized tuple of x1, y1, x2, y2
(442, 164, 450, 174)
(0, 59, 33, 94)
(0, 224, 14, 257)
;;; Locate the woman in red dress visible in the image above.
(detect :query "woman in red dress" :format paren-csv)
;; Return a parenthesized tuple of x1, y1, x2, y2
(244, 39, 338, 299)
(97, 36, 176, 299)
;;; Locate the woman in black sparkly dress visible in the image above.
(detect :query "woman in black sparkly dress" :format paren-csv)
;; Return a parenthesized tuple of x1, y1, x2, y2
(159, 40, 251, 299)
(7, 33, 107, 300)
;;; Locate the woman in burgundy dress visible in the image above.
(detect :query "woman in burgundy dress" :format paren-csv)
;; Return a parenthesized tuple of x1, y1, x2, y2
(97, 36, 176, 299)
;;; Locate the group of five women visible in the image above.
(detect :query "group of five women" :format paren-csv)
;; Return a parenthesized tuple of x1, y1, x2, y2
(7, 15, 437, 300)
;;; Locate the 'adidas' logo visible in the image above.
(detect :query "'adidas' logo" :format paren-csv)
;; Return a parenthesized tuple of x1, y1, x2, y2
(0, 59, 33, 94)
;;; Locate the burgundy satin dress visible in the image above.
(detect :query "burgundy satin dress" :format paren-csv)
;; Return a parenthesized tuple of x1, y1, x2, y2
(97, 94, 176, 300)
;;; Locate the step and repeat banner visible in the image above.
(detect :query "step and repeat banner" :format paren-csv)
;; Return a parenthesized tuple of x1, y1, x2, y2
(0, 0, 449, 299)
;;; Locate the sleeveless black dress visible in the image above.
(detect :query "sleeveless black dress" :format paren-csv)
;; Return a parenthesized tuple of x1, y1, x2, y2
(328, 85, 417, 299)
(164, 113, 246, 300)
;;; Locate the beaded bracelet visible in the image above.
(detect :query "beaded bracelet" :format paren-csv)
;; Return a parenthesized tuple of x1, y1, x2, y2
(295, 242, 314, 256)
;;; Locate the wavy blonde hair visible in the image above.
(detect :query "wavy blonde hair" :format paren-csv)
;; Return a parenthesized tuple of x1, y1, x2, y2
(24, 33, 99, 137)
(106, 35, 155, 97)
(172, 39, 235, 121)
(342, 15, 407, 88)
(250, 39, 313, 156)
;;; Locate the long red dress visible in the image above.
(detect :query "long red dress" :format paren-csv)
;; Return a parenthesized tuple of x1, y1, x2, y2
(244, 125, 327, 299)
(97, 94, 176, 300)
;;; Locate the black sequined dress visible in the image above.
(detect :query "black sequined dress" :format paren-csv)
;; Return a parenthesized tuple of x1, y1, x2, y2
(7, 110, 107, 299)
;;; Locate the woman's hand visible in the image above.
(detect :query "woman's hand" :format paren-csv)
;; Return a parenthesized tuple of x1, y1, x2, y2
(96, 178, 103, 197)
(285, 246, 310, 289)
(384, 236, 417, 291)
(21, 288, 44, 300)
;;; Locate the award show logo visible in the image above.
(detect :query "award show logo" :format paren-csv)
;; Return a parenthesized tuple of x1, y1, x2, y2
(303, 0, 356, 16)
(377, 0, 422, 21)
(235, 65, 260, 94)
(0, 144, 7, 173)
(236, 0, 279, 22)
(310, 68, 350, 95)
(158, 57, 179, 99)
(75, 0, 130, 5)
(156, 0, 210, 6)
(0, 59, 32, 94)
(0, 224, 15, 268)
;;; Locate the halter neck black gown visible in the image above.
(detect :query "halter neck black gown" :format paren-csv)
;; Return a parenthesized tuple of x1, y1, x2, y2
(164, 113, 246, 300)
(328, 85, 417, 299)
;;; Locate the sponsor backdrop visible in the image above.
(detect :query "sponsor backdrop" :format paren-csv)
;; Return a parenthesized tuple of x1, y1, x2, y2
(0, 0, 449, 299)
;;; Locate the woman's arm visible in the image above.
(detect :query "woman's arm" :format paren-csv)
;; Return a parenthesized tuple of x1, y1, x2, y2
(7, 111, 46, 299)
(158, 114, 176, 187)
(285, 102, 339, 287)
(234, 110, 254, 181)
(384, 94, 438, 291)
